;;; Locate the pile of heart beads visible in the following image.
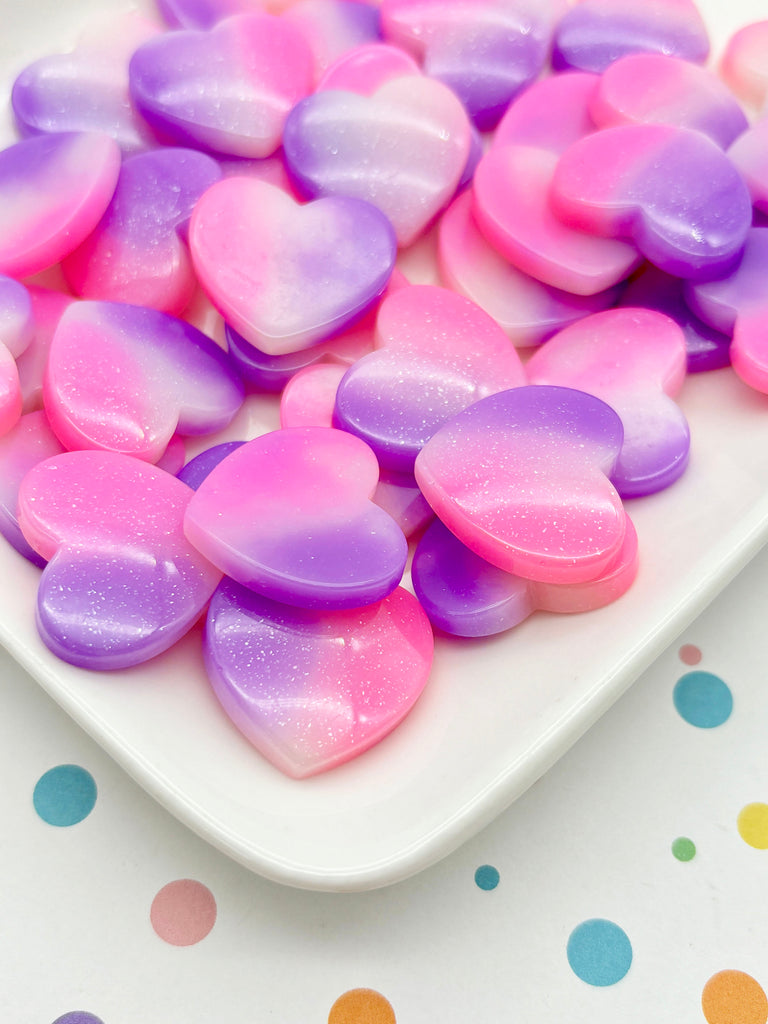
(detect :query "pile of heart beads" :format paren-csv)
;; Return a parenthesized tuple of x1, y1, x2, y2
(1, 0, 768, 778)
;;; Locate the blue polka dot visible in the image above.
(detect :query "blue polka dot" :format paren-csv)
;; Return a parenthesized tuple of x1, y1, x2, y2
(673, 671, 733, 728)
(52, 1014, 104, 1024)
(33, 765, 97, 827)
(567, 919, 633, 986)
(474, 865, 500, 890)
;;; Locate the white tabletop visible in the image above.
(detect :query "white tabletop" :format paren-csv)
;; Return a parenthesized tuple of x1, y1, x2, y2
(2, 539, 767, 1023)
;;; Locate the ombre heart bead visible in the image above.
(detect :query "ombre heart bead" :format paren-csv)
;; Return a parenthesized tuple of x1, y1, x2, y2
(0, 132, 120, 279)
(333, 283, 527, 472)
(282, 75, 471, 246)
(18, 450, 222, 670)
(414, 385, 627, 584)
(11, 10, 162, 152)
(62, 148, 222, 314)
(380, 0, 563, 130)
(189, 177, 396, 355)
(204, 579, 433, 778)
(184, 426, 408, 609)
(412, 515, 639, 637)
(526, 308, 690, 497)
(44, 301, 244, 463)
(129, 13, 314, 158)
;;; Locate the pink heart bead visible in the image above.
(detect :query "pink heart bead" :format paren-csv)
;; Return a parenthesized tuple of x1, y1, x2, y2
(438, 190, 619, 347)
(129, 13, 314, 158)
(18, 450, 222, 670)
(44, 301, 244, 463)
(414, 385, 627, 584)
(333, 283, 527, 471)
(472, 144, 642, 295)
(282, 75, 472, 247)
(526, 308, 690, 496)
(184, 426, 409, 609)
(189, 177, 396, 355)
(0, 132, 120, 279)
(204, 580, 433, 778)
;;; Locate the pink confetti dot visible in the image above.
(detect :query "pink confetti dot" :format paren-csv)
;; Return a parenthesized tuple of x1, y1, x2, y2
(150, 879, 217, 946)
(679, 644, 702, 665)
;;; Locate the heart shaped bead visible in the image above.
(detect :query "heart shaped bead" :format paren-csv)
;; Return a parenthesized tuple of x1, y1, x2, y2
(204, 579, 433, 778)
(381, 0, 561, 130)
(189, 177, 396, 355)
(18, 450, 222, 669)
(184, 426, 408, 608)
(414, 385, 627, 584)
(62, 148, 222, 314)
(412, 515, 638, 637)
(283, 75, 471, 246)
(44, 301, 244, 463)
(552, 0, 709, 73)
(11, 10, 162, 152)
(0, 132, 120, 279)
(550, 124, 752, 280)
(438, 191, 618, 347)
(590, 53, 748, 148)
(333, 283, 527, 471)
(129, 13, 314, 158)
(526, 308, 690, 497)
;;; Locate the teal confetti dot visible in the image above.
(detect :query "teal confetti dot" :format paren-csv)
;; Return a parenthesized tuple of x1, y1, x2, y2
(474, 865, 500, 890)
(33, 765, 97, 827)
(673, 671, 732, 728)
(671, 837, 696, 862)
(567, 919, 633, 987)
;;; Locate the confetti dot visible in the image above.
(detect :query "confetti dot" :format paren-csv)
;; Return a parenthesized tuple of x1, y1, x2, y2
(702, 970, 768, 1024)
(673, 671, 733, 728)
(737, 803, 768, 850)
(566, 919, 633, 987)
(150, 879, 217, 946)
(474, 865, 500, 890)
(671, 837, 696, 861)
(33, 765, 97, 826)
(328, 988, 396, 1024)
(52, 1014, 105, 1024)
(679, 644, 702, 665)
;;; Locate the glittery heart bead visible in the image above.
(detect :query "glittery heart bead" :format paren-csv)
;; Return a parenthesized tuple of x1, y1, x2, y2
(333, 283, 527, 472)
(0, 132, 120, 279)
(18, 450, 222, 669)
(526, 308, 690, 497)
(62, 148, 221, 314)
(552, 0, 709, 73)
(282, 75, 471, 246)
(204, 579, 433, 778)
(44, 301, 244, 463)
(189, 177, 396, 355)
(412, 515, 639, 637)
(590, 53, 748, 148)
(11, 10, 162, 152)
(380, 0, 563, 130)
(414, 385, 627, 584)
(550, 124, 752, 280)
(129, 13, 314, 158)
(184, 426, 408, 609)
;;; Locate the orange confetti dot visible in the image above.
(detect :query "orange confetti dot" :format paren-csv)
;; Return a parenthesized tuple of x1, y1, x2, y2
(328, 988, 396, 1024)
(702, 970, 768, 1024)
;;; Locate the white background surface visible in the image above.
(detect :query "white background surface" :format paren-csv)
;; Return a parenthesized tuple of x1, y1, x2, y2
(1, 0, 767, 1019)
(2, 543, 767, 1021)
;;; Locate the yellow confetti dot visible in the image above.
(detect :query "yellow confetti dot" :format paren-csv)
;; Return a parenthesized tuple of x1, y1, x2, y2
(328, 988, 396, 1024)
(737, 803, 768, 849)
(702, 970, 768, 1024)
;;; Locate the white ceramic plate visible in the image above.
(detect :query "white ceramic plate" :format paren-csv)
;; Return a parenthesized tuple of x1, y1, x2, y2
(1, 0, 767, 892)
